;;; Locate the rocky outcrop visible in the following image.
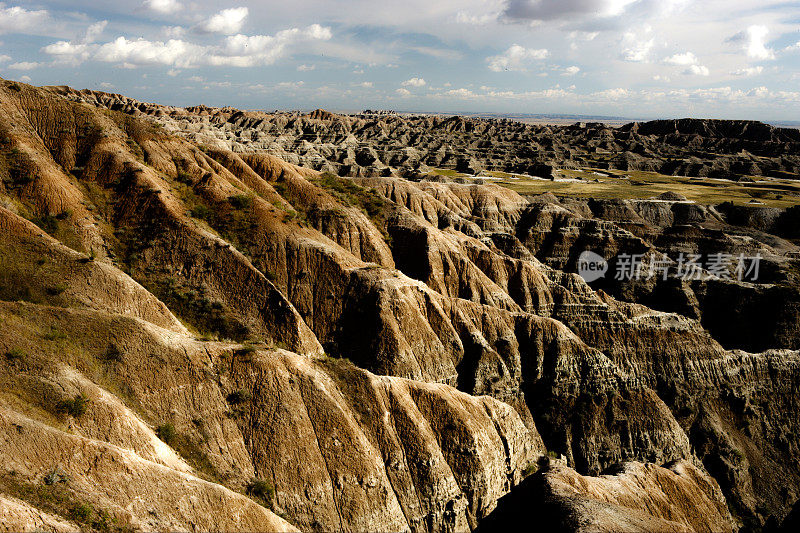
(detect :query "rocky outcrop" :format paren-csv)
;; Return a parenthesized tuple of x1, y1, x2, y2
(0, 207, 188, 334)
(0, 495, 78, 533)
(518, 192, 800, 352)
(0, 406, 297, 532)
(478, 460, 734, 532)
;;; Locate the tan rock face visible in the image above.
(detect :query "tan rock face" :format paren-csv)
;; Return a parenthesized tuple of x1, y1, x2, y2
(0, 407, 297, 533)
(229, 353, 543, 531)
(0, 495, 78, 533)
(479, 460, 733, 533)
(0, 79, 799, 531)
(543, 461, 733, 533)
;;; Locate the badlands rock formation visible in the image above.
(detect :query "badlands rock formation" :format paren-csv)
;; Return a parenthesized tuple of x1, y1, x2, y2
(51, 86, 800, 182)
(516, 193, 800, 352)
(0, 78, 798, 532)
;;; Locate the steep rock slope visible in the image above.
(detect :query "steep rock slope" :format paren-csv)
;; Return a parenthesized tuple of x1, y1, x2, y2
(0, 299, 541, 532)
(0, 405, 297, 533)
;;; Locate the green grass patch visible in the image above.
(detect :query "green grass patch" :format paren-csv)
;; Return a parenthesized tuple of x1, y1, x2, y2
(226, 389, 252, 405)
(522, 462, 538, 477)
(430, 167, 466, 177)
(228, 194, 254, 210)
(113, 200, 250, 340)
(0, 471, 123, 532)
(101, 344, 124, 363)
(156, 423, 177, 445)
(499, 168, 800, 208)
(311, 173, 393, 241)
(234, 345, 258, 357)
(56, 394, 90, 418)
(246, 478, 275, 508)
(42, 328, 68, 341)
(147, 276, 250, 340)
(156, 421, 222, 482)
(189, 204, 213, 222)
(32, 214, 61, 234)
(5, 348, 26, 361)
(0, 145, 34, 186)
(46, 284, 68, 296)
(27, 211, 85, 252)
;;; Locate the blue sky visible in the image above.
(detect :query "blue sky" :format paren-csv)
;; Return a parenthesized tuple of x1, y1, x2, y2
(1, 1, 799, 120)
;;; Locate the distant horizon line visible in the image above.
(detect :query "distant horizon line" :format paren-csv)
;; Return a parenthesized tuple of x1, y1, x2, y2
(254, 108, 800, 128)
(28, 79, 800, 128)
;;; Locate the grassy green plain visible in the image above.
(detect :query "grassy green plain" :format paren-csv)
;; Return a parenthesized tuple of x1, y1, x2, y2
(431, 167, 800, 208)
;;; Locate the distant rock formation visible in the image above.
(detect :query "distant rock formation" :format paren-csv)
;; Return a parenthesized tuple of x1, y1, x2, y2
(49, 85, 800, 182)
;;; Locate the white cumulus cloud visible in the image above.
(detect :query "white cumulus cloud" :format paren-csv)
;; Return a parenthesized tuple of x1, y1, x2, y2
(94, 37, 204, 67)
(199, 7, 249, 35)
(487, 44, 549, 72)
(663, 52, 698, 66)
(8, 61, 40, 70)
(730, 66, 763, 77)
(662, 51, 708, 76)
(41, 40, 93, 64)
(401, 77, 426, 87)
(621, 37, 654, 62)
(592, 88, 629, 99)
(82, 21, 107, 44)
(42, 24, 332, 69)
(684, 64, 709, 76)
(143, 0, 181, 14)
(727, 25, 775, 60)
(0, 5, 48, 34)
